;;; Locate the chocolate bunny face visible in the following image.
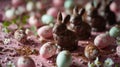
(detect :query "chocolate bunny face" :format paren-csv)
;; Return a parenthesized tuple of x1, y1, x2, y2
(70, 7, 91, 40)
(53, 12, 70, 35)
(89, 1, 101, 17)
(71, 6, 85, 26)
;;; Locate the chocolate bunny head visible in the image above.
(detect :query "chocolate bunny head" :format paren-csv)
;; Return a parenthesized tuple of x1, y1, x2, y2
(71, 6, 85, 25)
(53, 12, 70, 35)
(90, 2, 101, 17)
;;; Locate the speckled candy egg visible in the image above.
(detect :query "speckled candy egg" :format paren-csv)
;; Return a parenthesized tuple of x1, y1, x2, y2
(56, 50, 72, 67)
(37, 25, 53, 39)
(116, 45, 120, 57)
(14, 29, 27, 43)
(94, 33, 115, 48)
(84, 44, 99, 60)
(17, 56, 35, 67)
(109, 25, 120, 38)
(39, 42, 57, 58)
(47, 7, 59, 18)
(41, 14, 54, 25)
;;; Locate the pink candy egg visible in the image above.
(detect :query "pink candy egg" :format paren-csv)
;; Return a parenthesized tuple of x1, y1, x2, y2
(12, 0, 24, 7)
(53, 0, 64, 7)
(17, 56, 36, 67)
(94, 33, 115, 48)
(39, 42, 57, 58)
(116, 45, 120, 57)
(28, 15, 41, 27)
(37, 25, 53, 39)
(47, 7, 59, 18)
(110, 2, 119, 13)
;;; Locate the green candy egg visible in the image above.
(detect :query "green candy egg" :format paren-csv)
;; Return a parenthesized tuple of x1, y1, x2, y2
(64, 0, 74, 9)
(56, 50, 72, 67)
(109, 25, 120, 38)
(41, 14, 54, 24)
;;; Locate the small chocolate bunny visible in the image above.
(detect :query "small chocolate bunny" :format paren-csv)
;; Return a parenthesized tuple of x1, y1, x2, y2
(89, 2, 106, 32)
(104, 0, 117, 25)
(53, 12, 78, 51)
(70, 7, 91, 40)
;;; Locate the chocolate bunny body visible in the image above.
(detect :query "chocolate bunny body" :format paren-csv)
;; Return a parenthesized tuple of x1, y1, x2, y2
(71, 7, 91, 40)
(104, 0, 117, 25)
(89, 2, 106, 32)
(53, 12, 78, 51)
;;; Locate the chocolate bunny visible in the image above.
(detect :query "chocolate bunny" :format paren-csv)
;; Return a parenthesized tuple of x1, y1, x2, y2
(89, 2, 106, 32)
(104, 0, 117, 25)
(53, 12, 78, 51)
(70, 7, 91, 40)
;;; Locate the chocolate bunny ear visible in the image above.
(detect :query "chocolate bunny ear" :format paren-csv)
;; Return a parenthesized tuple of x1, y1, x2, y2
(91, 0, 101, 9)
(96, 2, 101, 9)
(79, 8, 85, 16)
(73, 6, 79, 15)
(63, 15, 70, 24)
(57, 12, 63, 23)
(91, 0, 94, 7)
(108, 0, 114, 6)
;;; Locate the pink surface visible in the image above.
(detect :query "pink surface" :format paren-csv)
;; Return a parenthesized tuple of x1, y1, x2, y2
(0, 0, 120, 67)
(0, 31, 120, 67)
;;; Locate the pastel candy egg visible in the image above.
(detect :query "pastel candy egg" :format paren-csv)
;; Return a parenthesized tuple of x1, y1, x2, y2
(12, 0, 24, 7)
(53, 0, 64, 7)
(37, 25, 53, 39)
(28, 15, 41, 27)
(64, 0, 74, 9)
(64, 0, 75, 14)
(26, 1, 34, 12)
(15, 6, 26, 15)
(17, 56, 35, 67)
(109, 25, 120, 38)
(110, 2, 119, 13)
(47, 7, 58, 18)
(116, 45, 120, 57)
(84, 44, 99, 60)
(36, 1, 44, 10)
(41, 14, 54, 24)
(39, 42, 57, 58)
(56, 50, 72, 67)
(94, 33, 115, 48)
(5, 8, 16, 20)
